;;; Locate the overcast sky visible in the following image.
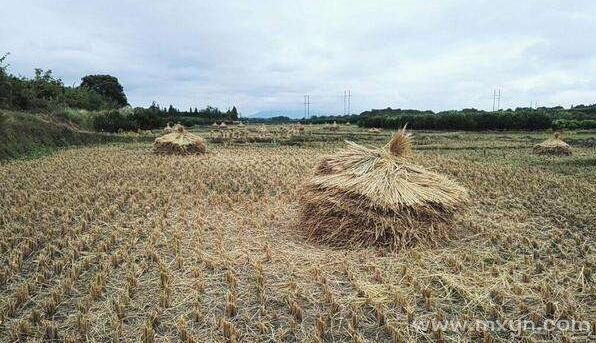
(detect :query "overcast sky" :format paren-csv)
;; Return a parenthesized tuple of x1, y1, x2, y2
(2, 0, 595, 116)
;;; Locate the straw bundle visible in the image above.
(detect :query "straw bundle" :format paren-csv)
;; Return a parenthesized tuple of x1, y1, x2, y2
(533, 132, 572, 156)
(300, 128, 468, 249)
(388, 127, 412, 156)
(368, 128, 382, 133)
(163, 123, 173, 133)
(153, 124, 206, 155)
(329, 121, 339, 131)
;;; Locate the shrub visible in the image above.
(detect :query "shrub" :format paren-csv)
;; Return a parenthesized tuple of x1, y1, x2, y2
(53, 108, 95, 129)
(553, 119, 596, 130)
(93, 110, 138, 132)
(130, 107, 164, 130)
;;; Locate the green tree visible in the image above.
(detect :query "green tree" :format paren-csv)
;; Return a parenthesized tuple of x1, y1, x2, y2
(229, 106, 239, 120)
(80, 74, 128, 107)
(0, 53, 10, 108)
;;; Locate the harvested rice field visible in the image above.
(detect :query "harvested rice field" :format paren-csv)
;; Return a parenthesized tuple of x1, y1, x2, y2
(0, 128, 594, 342)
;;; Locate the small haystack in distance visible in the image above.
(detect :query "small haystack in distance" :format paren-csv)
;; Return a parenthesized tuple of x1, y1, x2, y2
(300, 128, 468, 249)
(368, 128, 382, 133)
(533, 132, 572, 156)
(329, 121, 339, 131)
(163, 123, 173, 133)
(153, 124, 206, 155)
(219, 122, 228, 129)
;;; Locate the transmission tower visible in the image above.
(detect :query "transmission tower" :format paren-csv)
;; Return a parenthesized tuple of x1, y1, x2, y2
(492, 88, 502, 111)
(347, 90, 352, 115)
(304, 94, 310, 118)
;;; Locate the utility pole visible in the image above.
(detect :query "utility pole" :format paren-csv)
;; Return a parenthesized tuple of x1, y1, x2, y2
(492, 88, 502, 111)
(304, 95, 307, 118)
(343, 91, 346, 115)
(304, 94, 310, 118)
(347, 90, 352, 115)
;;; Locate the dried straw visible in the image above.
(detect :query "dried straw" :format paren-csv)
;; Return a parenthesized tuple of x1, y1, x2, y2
(533, 132, 572, 156)
(301, 128, 468, 249)
(387, 127, 412, 157)
(153, 125, 206, 155)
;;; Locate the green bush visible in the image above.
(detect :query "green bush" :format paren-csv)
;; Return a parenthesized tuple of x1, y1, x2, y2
(92, 110, 138, 132)
(130, 107, 165, 130)
(553, 119, 596, 130)
(0, 112, 6, 131)
(53, 108, 95, 129)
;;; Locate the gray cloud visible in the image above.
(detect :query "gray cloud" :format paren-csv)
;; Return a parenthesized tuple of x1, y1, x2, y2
(2, 0, 595, 115)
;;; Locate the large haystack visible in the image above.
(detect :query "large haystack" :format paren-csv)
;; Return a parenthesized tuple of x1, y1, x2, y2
(300, 128, 468, 249)
(533, 132, 572, 156)
(153, 124, 206, 155)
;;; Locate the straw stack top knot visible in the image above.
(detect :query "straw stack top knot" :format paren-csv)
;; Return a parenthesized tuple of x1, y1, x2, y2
(173, 123, 185, 133)
(388, 127, 412, 157)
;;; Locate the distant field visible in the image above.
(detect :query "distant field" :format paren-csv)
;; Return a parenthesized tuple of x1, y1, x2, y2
(0, 126, 594, 342)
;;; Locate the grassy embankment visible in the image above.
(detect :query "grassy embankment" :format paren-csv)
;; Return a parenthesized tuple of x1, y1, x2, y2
(0, 110, 154, 161)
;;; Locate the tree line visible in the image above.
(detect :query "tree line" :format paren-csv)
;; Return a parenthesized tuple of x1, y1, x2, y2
(0, 54, 239, 132)
(358, 106, 596, 131)
(93, 103, 239, 132)
(0, 53, 127, 112)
